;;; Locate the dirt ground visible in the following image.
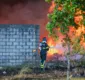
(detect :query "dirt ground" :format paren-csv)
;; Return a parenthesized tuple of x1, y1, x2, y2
(0, 70, 75, 80)
(0, 70, 67, 80)
(0, 68, 85, 80)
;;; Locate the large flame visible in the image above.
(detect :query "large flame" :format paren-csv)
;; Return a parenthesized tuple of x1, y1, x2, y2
(47, 38, 58, 61)
(47, 1, 65, 60)
(47, 1, 63, 57)
(47, 38, 58, 55)
(47, 1, 85, 61)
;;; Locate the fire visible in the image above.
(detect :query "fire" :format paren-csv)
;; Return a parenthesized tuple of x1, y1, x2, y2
(47, 38, 58, 55)
(57, 6, 62, 11)
(75, 25, 84, 36)
(74, 15, 83, 26)
(48, 1, 63, 13)
(46, 38, 58, 61)
(74, 13, 85, 37)
(48, 1, 56, 13)
(48, 48, 58, 55)
(47, 1, 85, 61)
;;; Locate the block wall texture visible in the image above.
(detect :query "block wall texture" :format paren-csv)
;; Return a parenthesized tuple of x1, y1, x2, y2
(0, 24, 40, 66)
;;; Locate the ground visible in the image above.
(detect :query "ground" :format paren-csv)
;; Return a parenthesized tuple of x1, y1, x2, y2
(0, 69, 85, 80)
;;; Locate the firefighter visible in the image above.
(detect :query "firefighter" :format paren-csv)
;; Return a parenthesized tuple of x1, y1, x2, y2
(39, 37, 49, 71)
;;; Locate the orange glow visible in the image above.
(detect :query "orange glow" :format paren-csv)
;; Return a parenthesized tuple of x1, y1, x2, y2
(58, 6, 62, 11)
(75, 25, 84, 36)
(57, 4, 63, 11)
(74, 15, 83, 25)
(49, 1, 56, 13)
(69, 25, 85, 47)
(48, 48, 58, 55)
(46, 25, 85, 60)
(46, 38, 58, 61)
(47, 2, 85, 61)
(47, 38, 58, 55)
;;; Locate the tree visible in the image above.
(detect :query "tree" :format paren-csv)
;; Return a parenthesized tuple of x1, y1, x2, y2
(45, 0, 85, 80)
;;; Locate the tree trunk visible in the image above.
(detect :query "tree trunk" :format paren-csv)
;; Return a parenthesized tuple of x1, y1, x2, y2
(67, 55, 70, 80)
(67, 41, 71, 80)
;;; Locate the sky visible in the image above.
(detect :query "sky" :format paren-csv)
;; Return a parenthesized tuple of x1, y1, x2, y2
(0, 0, 50, 41)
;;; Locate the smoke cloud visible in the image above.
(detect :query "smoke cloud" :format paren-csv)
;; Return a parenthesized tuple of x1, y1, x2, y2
(0, 0, 50, 40)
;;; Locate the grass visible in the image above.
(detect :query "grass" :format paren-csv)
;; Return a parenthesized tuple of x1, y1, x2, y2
(0, 65, 85, 80)
(71, 78, 85, 80)
(1, 76, 85, 80)
(54, 78, 85, 80)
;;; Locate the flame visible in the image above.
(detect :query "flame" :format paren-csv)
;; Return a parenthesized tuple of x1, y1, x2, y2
(76, 25, 84, 36)
(48, 48, 58, 55)
(48, 1, 56, 13)
(47, 38, 58, 55)
(46, 38, 58, 61)
(74, 15, 83, 26)
(49, 1, 63, 13)
(47, 1, 85, 61)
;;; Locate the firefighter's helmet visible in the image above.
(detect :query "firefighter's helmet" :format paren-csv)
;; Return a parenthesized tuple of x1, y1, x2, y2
(42, 37, 47, 42)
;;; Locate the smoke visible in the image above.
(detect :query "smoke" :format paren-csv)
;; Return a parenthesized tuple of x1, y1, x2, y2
(0, 0, 50, 40)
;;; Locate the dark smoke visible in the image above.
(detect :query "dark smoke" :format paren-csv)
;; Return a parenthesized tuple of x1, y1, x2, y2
(0, 0, 50, 40)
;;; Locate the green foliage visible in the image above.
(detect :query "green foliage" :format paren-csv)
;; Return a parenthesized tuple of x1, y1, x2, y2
(45, 0, 85, 55)
(45, 0, 85, 38)
(72, 36, 85, 54)
(45, 0, 51, 3)
(75, 0, 85, 10)
(19, 66, 32, 74)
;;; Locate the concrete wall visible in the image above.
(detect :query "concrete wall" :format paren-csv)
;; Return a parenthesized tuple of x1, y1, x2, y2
(0, 24, 40, 66)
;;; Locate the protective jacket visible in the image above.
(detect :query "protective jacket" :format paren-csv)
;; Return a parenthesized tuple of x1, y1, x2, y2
(40, 42, 49, 55)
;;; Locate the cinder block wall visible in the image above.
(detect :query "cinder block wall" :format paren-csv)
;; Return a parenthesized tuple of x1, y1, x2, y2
(0, 24, 40, 66)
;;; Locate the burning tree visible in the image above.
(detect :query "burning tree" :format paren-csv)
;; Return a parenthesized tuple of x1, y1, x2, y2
(45, 0, 85, 80)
